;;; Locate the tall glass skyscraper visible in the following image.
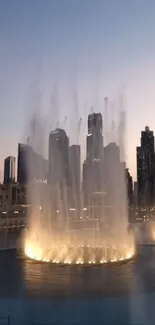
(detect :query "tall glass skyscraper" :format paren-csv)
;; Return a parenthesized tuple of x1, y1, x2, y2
(137, 126, 155, 207)
(87, 113, 103, 161)
(17, 143, 32, 184)
(83, 113, 103, 205)
(48, 128, 69, 188)
(4, 156, 15, 184)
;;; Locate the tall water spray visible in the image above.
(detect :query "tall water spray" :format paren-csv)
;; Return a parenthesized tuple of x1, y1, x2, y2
(24, 94, 135, 265)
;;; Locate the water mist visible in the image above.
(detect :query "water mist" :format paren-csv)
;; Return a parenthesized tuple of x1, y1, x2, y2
(24, 92, 135, 265)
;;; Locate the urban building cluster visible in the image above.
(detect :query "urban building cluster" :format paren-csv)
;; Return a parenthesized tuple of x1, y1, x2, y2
(0, 112, 154, 222)
(0, 113, 131, 218)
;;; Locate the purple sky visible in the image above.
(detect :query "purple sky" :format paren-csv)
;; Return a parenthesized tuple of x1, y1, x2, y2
(0, 0, 155, 181)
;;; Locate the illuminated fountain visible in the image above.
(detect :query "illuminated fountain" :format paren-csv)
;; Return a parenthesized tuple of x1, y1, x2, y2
(24, 96, 135, 265)
(25, 231, 134, 264)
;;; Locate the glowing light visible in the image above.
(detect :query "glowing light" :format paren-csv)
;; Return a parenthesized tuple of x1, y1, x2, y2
(25, 245, 34, 259)
(24, 235, 135, 265)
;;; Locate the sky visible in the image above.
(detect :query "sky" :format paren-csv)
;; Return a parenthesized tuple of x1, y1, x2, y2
(0, 0, 155, 181)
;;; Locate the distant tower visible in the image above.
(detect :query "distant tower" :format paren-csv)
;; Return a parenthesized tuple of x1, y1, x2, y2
(4, 156, 15, 184)
(137, 126, 155, 207)
(48, 128, 70, 214)
(87, 112, 103, 161)
(17, 143, 33, 184)
(69, 145, 81, 208)
(83, 113, 103, 205)
(49, 128, 69, 188)
(69, 145, 81, 192)
(126, 168, 133, 206)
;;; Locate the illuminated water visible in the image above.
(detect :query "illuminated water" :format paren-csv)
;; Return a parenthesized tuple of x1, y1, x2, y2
(24, 96, 135, 263)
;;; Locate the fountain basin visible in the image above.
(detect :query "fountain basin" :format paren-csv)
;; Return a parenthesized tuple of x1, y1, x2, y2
(24, 242, 135, 265)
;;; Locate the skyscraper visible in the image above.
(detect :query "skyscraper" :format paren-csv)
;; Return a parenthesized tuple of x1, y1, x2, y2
(126, 168, 133, 206)
(4, 156, 15, 184)
(104, 143, 121, 202)
(87, 113, 103, 161)
(137, 126, 155, 207)
(17, 143, 33, 184)
(68, 145, 81, 208)
(17, 142, 48, 185)
(83, 113, 103, 205)
(49, 128, 69, 186)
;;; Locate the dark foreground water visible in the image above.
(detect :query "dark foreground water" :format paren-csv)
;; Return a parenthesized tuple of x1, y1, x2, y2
(1, 245, 155, 325)
(0, 225, 155, 325)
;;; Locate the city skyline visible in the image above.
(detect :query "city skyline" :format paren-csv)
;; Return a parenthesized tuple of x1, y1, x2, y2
(2, 111, 155, 193)
(0, 0, 155, 181)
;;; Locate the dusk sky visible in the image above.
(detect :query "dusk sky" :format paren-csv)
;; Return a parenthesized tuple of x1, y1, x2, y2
(0, 0, 155, 181)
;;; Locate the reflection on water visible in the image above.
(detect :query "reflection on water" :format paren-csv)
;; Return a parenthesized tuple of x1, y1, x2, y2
(23, 256, 134, 299)
(22, 245, 155, 299)
(1, 247, 155, 324)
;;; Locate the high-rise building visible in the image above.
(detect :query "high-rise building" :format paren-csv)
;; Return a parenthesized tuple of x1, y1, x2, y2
(4, 156, 15, 184)
(103, 142, 127, 225)
(104, 143, 121, 198)
(17, 143, 48, 185)
(141, 126, 154, 151)
(49, 129, 69, 210)
(68, 145, 81, 208)
(17, 143, 33, 184)
(133, 181, 138, 206)
(33, 153, 48, 182)
(83, 113, 104, 206)
(137, 126, 155, 207)
(87, 113, 103, 161)
(126, 168, 133, 205)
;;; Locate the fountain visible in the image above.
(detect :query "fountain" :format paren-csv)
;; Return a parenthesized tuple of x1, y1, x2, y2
(24, 97, 135, 265)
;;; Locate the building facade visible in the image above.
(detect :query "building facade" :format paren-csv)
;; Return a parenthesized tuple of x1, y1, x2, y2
(126, 168, 133, 206)
(48, 128, 70, 213)
(68, 145, 81, 209)
(83, 113, 103, 206)
(137, 126, 155, 207)
(4, 156, 15, 184)
(17, 143, 32, 184)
